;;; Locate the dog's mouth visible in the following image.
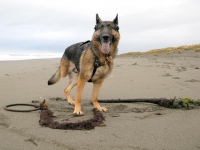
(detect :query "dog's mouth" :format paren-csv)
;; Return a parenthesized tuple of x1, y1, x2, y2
(101, 41, 110, 54)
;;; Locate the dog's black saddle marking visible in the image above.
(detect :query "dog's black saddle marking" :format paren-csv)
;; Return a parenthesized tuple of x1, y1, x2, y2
(64, 41, 91, 72)
(64, 40, 104, 82)
(80, 40, 90, 46)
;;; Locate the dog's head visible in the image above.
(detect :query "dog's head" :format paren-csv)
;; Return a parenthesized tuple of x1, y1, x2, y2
(92, 14, 120, 55)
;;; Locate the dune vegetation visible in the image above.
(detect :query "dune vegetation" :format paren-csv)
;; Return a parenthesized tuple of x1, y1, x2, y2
(119, 43, 200, 56)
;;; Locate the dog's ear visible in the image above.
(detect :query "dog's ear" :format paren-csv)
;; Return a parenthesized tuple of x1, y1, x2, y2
(113, 14, 118, 25)
(96, 14, 102, 24)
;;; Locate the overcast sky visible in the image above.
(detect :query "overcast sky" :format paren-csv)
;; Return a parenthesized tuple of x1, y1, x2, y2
(0, 0, 200, 54)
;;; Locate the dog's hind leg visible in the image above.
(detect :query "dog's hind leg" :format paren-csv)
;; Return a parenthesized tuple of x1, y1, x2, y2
(60, 57, 70, 77)
(91, 80, 108, 112)
(64, 69, 78, 105)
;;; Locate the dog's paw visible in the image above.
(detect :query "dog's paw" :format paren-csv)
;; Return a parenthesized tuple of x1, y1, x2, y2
(68, 100, 75, 106)
(73, 109, 84, 116)
(97, 106, 108, 112)
(93, 102, 108, 112)
(73, 111, 84, 116)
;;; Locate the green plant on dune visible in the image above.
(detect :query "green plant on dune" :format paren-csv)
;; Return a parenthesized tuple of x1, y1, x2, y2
(172, 97, 200, 109)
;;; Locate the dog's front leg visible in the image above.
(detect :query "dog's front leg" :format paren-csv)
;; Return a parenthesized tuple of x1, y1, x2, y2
(92, 80, 108, 112)
(73, 76, 87, 116)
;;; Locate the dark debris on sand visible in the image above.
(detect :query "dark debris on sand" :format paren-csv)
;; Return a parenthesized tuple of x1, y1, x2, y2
(39, 108, 105, 130)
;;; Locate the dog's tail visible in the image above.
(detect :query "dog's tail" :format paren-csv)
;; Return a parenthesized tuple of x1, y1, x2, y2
(48, 67, 61, 85)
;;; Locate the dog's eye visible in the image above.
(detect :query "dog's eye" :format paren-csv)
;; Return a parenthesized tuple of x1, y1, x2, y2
(107, 24, 112, 29)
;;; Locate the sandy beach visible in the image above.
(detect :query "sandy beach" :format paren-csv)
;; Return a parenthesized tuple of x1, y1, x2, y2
(0, 50, 200, 150)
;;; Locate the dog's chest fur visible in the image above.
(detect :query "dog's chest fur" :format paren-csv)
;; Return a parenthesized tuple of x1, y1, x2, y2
(92, 57, 113, 81)
(79, 49, 114, 82)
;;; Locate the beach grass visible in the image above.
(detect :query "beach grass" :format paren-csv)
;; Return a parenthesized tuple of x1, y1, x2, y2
(119, 43, 200, 56)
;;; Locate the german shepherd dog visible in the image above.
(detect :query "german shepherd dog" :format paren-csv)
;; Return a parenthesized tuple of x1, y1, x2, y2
(48, 14, 120, 116)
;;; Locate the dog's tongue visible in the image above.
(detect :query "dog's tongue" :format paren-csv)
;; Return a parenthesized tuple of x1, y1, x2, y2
(101, 41, 110, 54)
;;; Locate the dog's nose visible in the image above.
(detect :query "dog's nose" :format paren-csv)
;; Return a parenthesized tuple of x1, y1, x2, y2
(102, 34, 109, 41)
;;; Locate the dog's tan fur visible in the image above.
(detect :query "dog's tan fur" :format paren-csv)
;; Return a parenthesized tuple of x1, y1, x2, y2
(48, 14, 120, 115)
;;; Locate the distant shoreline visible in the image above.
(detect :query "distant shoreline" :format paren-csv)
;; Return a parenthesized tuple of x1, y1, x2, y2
(0, 53, 62, 61)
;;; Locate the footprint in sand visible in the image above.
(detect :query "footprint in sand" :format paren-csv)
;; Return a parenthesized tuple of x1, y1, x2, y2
(107, 104, 131, 117)
(107, 105, 164, 118)
(132, 106, 162, 113)
(162, 73, 172, 77)
(185, 79, 200, 82)
(176, 66, 187, 72)
(49, 97, 67, 101)
(0, 114, 10, 128)
(172, 77, 180, 79)
(132, 106, 165, 120)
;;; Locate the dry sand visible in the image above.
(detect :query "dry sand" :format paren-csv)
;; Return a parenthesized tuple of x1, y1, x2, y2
(0, 50, 200, 150)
